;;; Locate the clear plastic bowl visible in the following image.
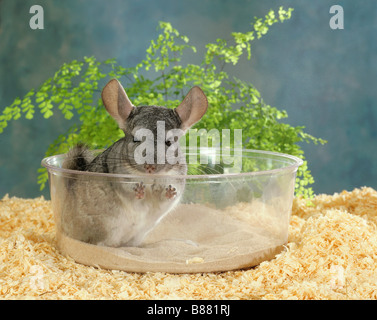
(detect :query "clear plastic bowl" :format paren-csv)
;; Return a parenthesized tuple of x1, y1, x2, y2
(42, 148, 303, 273)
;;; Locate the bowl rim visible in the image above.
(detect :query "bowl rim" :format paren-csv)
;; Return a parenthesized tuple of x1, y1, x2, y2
(41, 148, 304, 180)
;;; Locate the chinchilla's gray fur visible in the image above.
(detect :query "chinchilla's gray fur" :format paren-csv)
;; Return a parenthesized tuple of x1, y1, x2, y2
(59, 79, 208, 247)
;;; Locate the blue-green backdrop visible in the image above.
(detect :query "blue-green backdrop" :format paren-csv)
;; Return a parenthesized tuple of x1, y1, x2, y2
(0, 0, 376, 199)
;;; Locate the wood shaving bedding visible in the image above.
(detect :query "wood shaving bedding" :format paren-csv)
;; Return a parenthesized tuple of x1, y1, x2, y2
(1, 187, 377, 299)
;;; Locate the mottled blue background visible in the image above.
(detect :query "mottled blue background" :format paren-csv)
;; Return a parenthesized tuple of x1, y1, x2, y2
(0, 0, 376, 199)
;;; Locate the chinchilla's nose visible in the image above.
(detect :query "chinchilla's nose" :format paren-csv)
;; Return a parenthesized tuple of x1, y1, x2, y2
(144, 164, 156, 174)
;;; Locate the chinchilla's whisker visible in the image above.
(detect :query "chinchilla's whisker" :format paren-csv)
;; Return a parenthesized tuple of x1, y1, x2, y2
(186, 165, 223, 175)
(186, 165, 239, 192)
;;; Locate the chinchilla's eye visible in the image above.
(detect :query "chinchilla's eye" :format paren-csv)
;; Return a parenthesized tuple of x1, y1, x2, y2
(165, 140, 172, 147)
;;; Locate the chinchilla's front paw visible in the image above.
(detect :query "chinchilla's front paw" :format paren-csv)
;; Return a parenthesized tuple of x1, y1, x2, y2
(165, 184, 177, 200)
(133, 182, 145, 199)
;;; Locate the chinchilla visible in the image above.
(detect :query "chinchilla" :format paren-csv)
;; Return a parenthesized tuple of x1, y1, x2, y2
(60, 79, 208, 247)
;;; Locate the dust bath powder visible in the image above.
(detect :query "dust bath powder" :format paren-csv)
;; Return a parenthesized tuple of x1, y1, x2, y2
(57, 202, 286, 273)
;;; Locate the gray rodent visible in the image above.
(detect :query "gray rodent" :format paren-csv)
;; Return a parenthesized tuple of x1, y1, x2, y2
(60, 79, 208, 247)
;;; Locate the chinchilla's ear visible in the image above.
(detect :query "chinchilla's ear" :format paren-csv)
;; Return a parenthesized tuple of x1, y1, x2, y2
(175, 86, 208, 131)
(101, 79, 134, 130)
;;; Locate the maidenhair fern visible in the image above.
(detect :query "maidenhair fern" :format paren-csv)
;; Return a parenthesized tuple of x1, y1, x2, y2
(0, 7, 326, 197)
